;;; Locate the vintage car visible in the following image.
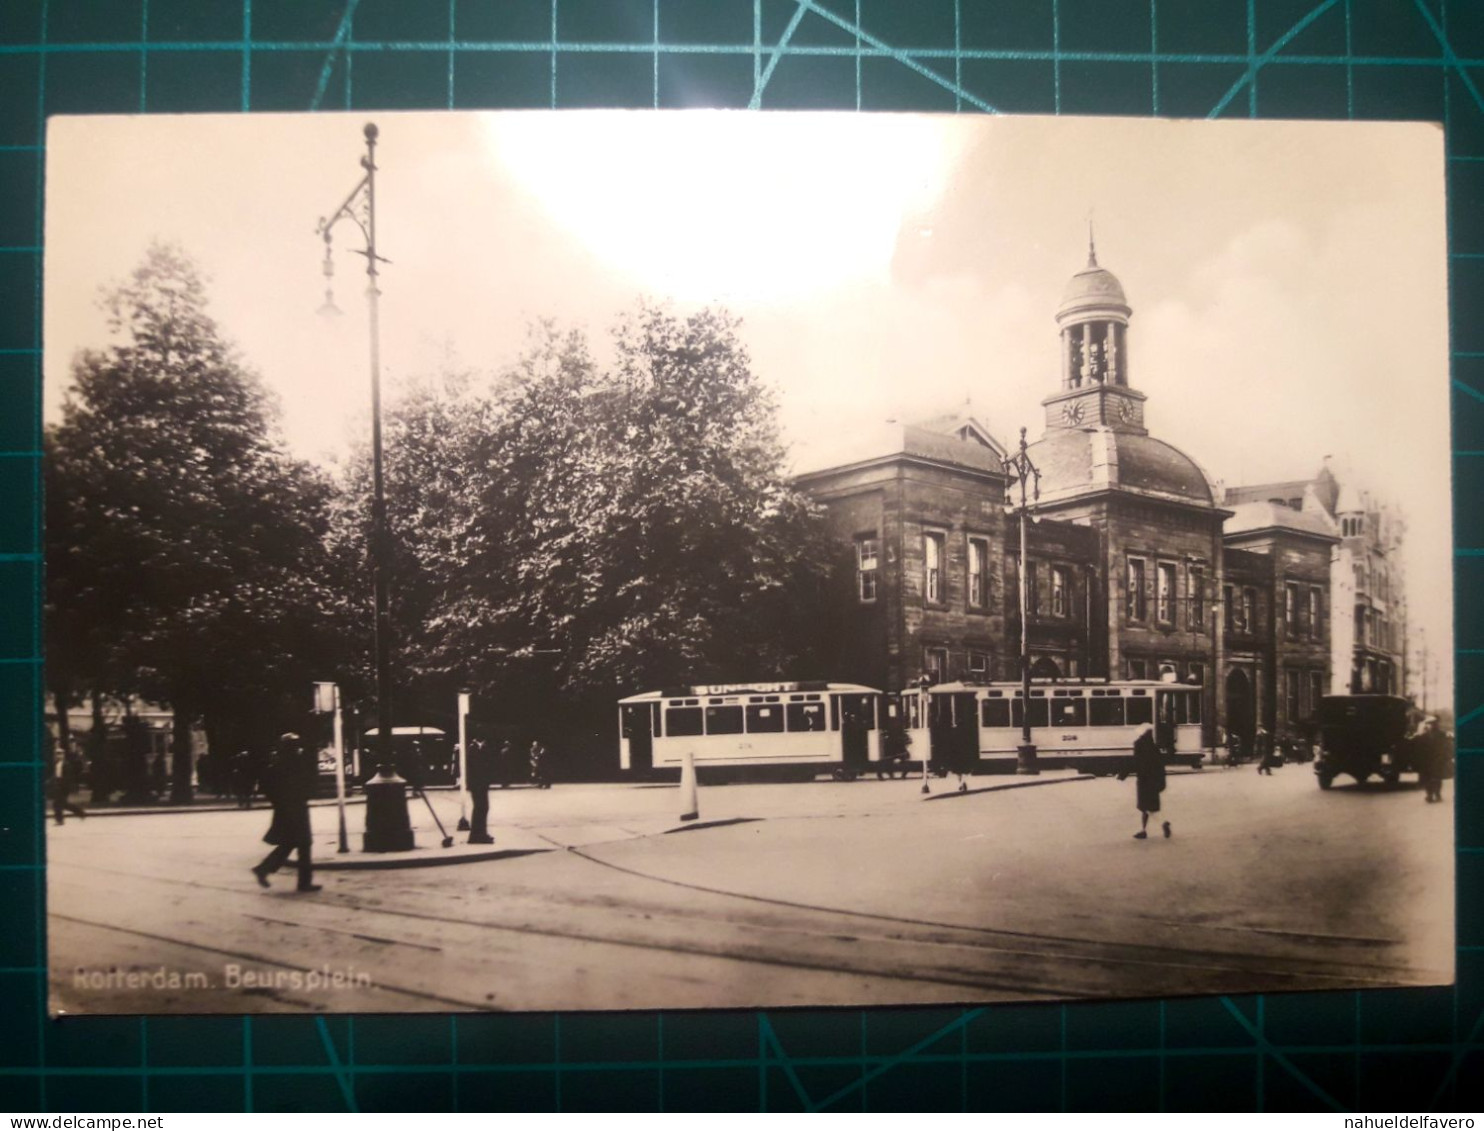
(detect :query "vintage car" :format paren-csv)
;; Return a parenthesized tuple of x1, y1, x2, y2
(1313, 694, 1418, 789)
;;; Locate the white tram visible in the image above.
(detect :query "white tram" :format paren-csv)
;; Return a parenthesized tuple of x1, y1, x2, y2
(618, 682, 884, 780)
(916, 679, 1206, 773)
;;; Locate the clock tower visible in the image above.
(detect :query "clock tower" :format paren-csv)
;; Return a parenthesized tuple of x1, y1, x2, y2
(1042, 229, 1148, 435)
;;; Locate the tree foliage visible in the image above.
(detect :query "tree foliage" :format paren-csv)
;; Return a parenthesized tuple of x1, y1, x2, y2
(46, 243, 343, 796)
(348, 304, 834, 748)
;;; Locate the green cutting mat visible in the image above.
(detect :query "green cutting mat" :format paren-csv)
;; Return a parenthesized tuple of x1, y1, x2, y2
(2, 0, 1481, 1113)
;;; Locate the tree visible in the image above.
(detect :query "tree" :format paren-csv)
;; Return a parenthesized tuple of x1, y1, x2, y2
(46, 243, 343, 801)
(354, 303, 835, 770)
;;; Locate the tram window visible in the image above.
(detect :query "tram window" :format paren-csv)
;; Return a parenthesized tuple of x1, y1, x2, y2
(1188, 693, 1202, 724)
(665, 706, 704, 736)
(1089, 698, 1125, 726)
(1011, 699, 1049, 729)
(746, 705, 785, 733)
(981, 699, 1011, 728)
(1050, 699, 1086, 727)
(705, 705, 744, 735)
(1126, 697, 1153, 726)
(787, 703, 825, 732)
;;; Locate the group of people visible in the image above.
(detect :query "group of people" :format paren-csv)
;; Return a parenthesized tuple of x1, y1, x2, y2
(1218, 726, 1314, 772)
(1122, 714, 1455, 841)
(245, 733, 556, 891)
(461, 738, 551, 844)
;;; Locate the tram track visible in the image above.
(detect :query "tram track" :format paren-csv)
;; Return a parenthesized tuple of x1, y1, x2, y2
(49, 842, 1429, 1009)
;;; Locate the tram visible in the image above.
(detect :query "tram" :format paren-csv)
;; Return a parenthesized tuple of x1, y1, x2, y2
(618, 677, 1206, 782)
(618, 682, 885, 781)
(915, 679, 1207, 774)
(358, 725, 457, 786)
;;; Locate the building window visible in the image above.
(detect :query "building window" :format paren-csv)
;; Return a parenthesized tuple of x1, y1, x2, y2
(1242, 588, 1257, 634)
(1187, 661, 1205, 686)
(968, 537, 989, 609)
(856, 536, 878, 603)
(1026, 560, 1039, 615)
(1156, 562, 1176, 625)
(1190, 565, 1206, 631)
(1051, 566, 1069, 617)
(924, 532, 945, 604)
(924, 646, 948, 683)
(1284, 582, 1300, 637)
(1285, 668, 1301, 726)
(1308, 587, 1322, 640)
(968, 650, 989, 678)
(1308, 670, 1324, 719)
(1127, 657, 1149, 680)
(1127, 557, 1147, 622)
(1224, 584, 1236, 632)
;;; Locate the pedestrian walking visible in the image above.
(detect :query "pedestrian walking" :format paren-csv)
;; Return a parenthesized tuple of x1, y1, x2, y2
(1414, 717, 1451, 804)
(48, 753, 87, 825)
(529, 740, 550, 789)
(231, 749, 257, 809)
(251, 734, 321, 893)
(1254, 726, 1279, 775)
(496, 739, 514, 789)
(1119, 723, 1169, 839)
(465, 738, 495, 844)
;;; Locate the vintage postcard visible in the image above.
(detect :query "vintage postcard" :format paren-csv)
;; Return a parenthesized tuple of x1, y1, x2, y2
(43, 111, 1452, 1013)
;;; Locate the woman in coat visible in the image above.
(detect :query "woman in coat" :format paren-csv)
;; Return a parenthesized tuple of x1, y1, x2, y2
(1121, 723, 1170, 840)
(251, 735, 320, 892)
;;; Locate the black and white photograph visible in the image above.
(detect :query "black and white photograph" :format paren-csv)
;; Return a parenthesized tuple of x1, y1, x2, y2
(42, 110, 1453, 1014)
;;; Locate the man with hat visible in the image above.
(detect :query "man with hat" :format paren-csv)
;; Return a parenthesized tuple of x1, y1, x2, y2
(251, 733, 321, 892)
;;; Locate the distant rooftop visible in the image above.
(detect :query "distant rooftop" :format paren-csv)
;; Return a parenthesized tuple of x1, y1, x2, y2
(1224, 499, 1339, 541)
(792, 412, 1008, 479)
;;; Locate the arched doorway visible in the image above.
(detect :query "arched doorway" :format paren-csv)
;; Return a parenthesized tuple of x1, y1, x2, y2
(1225, 667, 1255, 751)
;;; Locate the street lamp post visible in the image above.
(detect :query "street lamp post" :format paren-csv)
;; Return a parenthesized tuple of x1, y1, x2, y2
(456, 689, 471, 832)
(317, 122, 412, 852)
(1004, 427, 1041, 776)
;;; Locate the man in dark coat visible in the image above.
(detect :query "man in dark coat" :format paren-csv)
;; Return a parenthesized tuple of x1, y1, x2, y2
(231, 749, 257, 809)
(251, 735, 320, 892)
(1254, 726, 1279, 775)
(49, 753, 87, 825)
(1121, 723, 1169, 839)
(1415, 717, 1451, 804)
(465, 738, 495, 844)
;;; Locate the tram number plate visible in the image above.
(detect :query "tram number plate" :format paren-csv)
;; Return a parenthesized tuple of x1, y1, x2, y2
(1060, 734, 1078, 742)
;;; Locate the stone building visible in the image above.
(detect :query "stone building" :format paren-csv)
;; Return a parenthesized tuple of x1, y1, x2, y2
(795, 235, 1393, 745)
(1225, 464, 1406, 698)
(794, 417, 1012, 694)
(1021, 239, 1228, 735)
(1219, 502, 1337, 744)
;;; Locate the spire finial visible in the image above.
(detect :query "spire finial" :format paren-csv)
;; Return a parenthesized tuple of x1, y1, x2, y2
(1087, 215, 1098, 268)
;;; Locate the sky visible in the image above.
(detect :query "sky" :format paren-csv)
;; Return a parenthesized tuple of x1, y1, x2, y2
(43, 111, 1452, 703)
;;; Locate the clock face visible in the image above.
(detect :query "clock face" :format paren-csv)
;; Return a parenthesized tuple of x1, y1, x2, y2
(1118, 398, 1137, 423)
(1062, 400, 1084, 425)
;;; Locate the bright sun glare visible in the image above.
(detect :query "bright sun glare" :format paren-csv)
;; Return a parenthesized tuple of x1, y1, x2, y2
(485, 112, 954, 304)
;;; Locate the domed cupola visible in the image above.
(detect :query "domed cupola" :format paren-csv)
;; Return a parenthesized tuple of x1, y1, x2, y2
(1044, 226, 1148, 435)
(1057, 243, 1130, 323)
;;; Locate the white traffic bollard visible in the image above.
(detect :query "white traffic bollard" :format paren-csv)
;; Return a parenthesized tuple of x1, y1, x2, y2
(679, 749, 699, 822)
